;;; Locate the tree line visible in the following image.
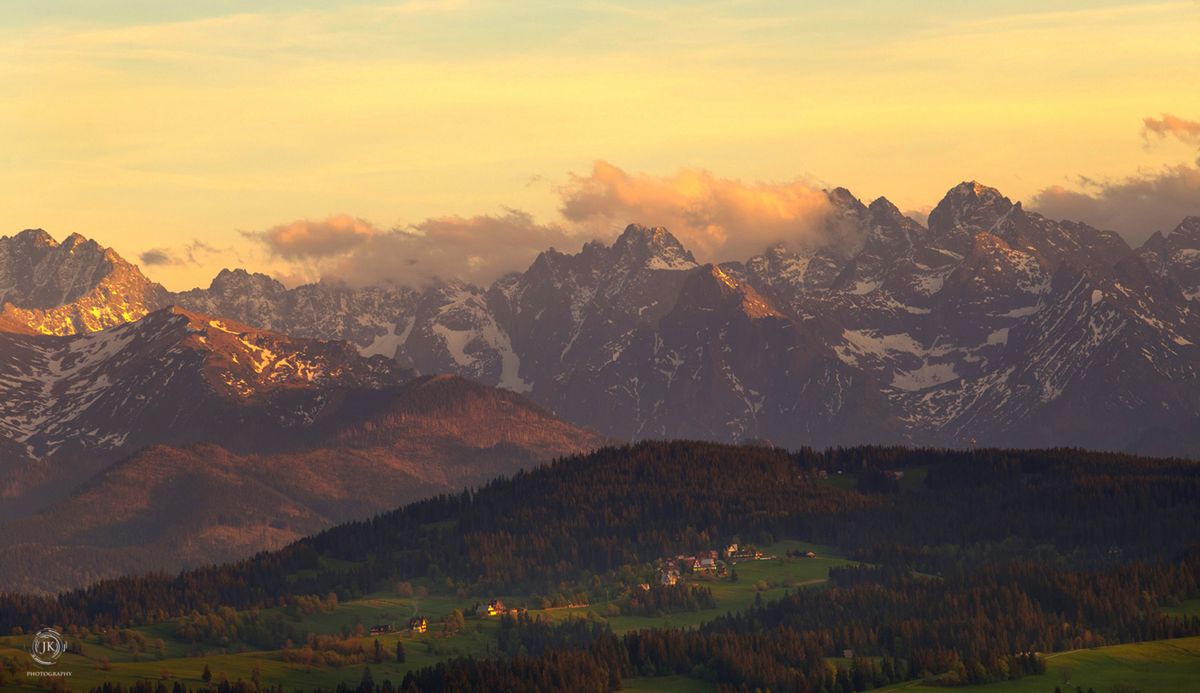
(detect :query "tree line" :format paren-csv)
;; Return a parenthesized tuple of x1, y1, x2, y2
(4, 442, 1198, 631)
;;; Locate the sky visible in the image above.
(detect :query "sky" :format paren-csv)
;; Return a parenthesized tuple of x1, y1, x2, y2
(2, 0, 1198, 290)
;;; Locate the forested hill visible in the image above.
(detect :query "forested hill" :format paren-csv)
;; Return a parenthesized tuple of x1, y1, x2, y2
(2, 441, 1197, 634)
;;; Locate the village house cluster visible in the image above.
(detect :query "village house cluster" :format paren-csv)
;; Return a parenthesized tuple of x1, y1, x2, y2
(653, 543, 797, 587)
(483, 598, 532, 617)
(391, 598, 520, 637)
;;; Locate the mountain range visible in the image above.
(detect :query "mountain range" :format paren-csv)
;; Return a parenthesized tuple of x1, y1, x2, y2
(4, 181, 1200, 456)
(0, 274, 602, 591)
(3, 180, 1199, 589)
(0, 371, 601, 593)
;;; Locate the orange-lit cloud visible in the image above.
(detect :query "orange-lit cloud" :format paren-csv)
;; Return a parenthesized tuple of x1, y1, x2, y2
(1031, 165, 1200, 243)
(6, 2, 1197, 293)
(1031, 115, 1200, 243)
(1142, 113, 1200, 148)
(253, 215, 377, 259)
(235, 162, 866, 287)
(560, 161, 836, 262)
(272, 210, 581, 288)
(242, 145, 1200, 289)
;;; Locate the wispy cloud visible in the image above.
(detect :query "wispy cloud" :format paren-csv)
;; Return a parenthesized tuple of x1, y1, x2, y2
(1031, 114, 1200, 243)
(5, 1, 1198, 294)
(949, 1, 1193, 31)
(138, 240, 238, 269)
(1142, 113, 1200, 151)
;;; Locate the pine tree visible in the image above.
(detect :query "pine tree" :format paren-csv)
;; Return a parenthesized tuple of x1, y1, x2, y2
(201, 663, 212, 683)
(395, 641, 406, 663)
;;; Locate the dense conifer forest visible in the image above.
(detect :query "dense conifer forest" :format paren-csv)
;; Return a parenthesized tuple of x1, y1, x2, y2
(3, 442, 1198, 692)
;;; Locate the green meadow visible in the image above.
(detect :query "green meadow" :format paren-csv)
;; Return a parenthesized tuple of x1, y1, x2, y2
(534, 539, 852, 633)
(4, 536, 1194, 692)
(875, 637, 1200, 693)
(0, 540, 848, 692)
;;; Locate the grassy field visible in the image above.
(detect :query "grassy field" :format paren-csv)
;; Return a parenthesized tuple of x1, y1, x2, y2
(0, 622, 513, 692)
(534, 539, 852, 633)
(0, 586, 507, 692)
(818, 466, 929, 493)
(2, 542, 1197, 693)
(875, 637, 1200, 693)
(0, 540, 848, 691)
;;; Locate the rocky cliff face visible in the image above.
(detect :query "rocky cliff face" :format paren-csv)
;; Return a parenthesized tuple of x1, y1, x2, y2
(5, 183, 1199, 456)
(160, 188, 1200, 455)
(0, 229, 169, 335)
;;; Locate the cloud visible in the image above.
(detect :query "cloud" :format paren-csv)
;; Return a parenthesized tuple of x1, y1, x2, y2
(320, 210, 584, 288)
(138, 240, 238, 269)
(1030, 114, 1200, 245)
(242, 162, 853, 288)
(139, 239, 234, 267)
(1142, 113, 1200, 149)
(139, 248, 178, 266)
(1030, 164, 1200, 244)
(251, 214, 377, 259)
(183, 240, 227, 263)
(559, 161, 836, 262)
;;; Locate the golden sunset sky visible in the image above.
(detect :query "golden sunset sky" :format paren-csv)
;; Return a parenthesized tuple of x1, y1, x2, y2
(3, 1, 1199, 289)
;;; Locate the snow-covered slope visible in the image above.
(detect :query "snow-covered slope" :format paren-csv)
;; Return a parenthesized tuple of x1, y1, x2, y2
(5, 184, 1199, 456)
(0, 306, 409, 464)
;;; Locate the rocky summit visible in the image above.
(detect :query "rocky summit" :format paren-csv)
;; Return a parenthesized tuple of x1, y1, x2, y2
(6, 183, 1200, 456)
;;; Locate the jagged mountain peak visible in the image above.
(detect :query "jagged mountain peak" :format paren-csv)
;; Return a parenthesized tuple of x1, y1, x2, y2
(866, 196, 925, 238)
(615, 223, 680, 245)
(947, 180, 1007, 201)
(827, 186, 867, 211)
(12, 228, 59, 247)
(868, 196, 902, 216)
(0, 229, 168, 334)
(934, 181, 1014, 216)
(927, 181, 1019, 248)
(1170, 216, 1200, 241)
(679, 264, 784, 319)
(612, 223, 698, 270)
(60, 232, 94, 249)
(210, 267, 284, 287)
(10, 186, 1200, 459)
